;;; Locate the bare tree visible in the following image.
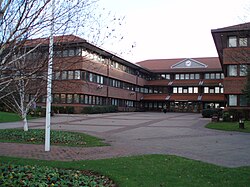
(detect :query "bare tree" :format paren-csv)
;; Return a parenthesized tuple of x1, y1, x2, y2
(0, 0, 131, 130)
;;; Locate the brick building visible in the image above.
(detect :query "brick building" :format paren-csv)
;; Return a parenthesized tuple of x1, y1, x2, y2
(9, 30, 232, 113)
(16, 34, 227, 113)
(212, 22, 250, 110)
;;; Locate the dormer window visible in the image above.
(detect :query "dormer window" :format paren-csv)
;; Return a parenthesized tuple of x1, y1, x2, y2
(228, 36, 237, 47)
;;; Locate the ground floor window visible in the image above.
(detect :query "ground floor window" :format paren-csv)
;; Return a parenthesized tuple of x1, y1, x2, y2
(228, 95, 237, 106)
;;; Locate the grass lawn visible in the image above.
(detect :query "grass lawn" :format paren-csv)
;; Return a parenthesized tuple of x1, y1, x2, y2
(0, 111, 36, 123)
(206, 121, 250, 133)
(1, 155, 250, 187)
(0, 129, 108, 147)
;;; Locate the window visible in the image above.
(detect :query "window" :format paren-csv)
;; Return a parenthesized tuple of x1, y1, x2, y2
(62, 49, 68, 57)
(229, 95, 237, 106)
(62, 71, 67, 80)
(178, 87, 183, 93)
(240, 65, 247, 76)
(68, 49, 75, 56)
(173, 87, 178, 93)
(68, 71, 74, 80)
(175, 74, 179, 80)
(216, 73, 221, 79)
(180, 74, 185, 80)
(239, 37, 247, 47)
(67, 94, 73, 103)
(195, 74, 200, 79)
(204, 73, 209, 79)
(53, 94, 60, 103)
(228, 36, 237, 47)
(55, 72, 61, 80)
(194, 87, 198, 93)
(210, 73, 215, 79)
(215, 87, 220, 93)
(240, 95, 247, 106)
(185, 74, 189, 79)
(61, 94, 66, 103)
(74, 70, 81, 79)
(74, 94, 79, 103)
(228, 65, 237, 76)
(204, 87, 209, 93)
(190, 74, 195, 79)
(188, 87, 193, 93)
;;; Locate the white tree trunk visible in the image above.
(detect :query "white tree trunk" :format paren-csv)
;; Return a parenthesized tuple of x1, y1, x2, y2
(23, 116, 28, 131)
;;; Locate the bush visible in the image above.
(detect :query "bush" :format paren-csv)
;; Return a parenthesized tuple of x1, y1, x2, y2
(52, 106, 74, 114)
(223, 109, 250, 121)
(82, 105, 118, 114)
(202, 108, 222, 118)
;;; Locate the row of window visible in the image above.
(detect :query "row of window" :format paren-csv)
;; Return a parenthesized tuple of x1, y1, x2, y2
(52, 94, 135, 107)
(173, 87, 199, 94)
(227, 64, 247, 77)
(175, 73, 200, 80)
(204, 73, 224, 80)
(228, 36, 248, 48)
(228, 95, 247, 107)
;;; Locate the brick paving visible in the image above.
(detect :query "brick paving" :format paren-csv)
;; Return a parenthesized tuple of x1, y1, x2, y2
(0, 112, 250, 167)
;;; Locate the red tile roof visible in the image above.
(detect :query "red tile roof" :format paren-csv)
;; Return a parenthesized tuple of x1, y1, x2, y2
(136, 57, 221, 72)
(24, 35, 86, 46)
(211, 22, 250, 32)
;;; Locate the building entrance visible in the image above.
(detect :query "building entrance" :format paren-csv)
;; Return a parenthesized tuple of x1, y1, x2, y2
(170, 101, 200, 113)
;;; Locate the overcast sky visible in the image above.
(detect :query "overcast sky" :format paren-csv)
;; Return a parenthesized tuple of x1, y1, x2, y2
(98, 0, 250, 63)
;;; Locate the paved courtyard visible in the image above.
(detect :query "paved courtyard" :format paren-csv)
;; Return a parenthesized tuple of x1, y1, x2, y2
(0, 112, 250, 168)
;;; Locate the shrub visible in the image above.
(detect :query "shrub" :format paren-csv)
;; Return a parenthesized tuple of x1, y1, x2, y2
(82, 105, 118, 114)
(202, 108, 222, 118)
(52, 106, 74, 114)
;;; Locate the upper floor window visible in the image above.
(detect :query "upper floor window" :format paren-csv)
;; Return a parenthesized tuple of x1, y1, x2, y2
(239, 38, 248, 47)
(228, 36, 237, 47)
(240, 64, 248, 76)
(227, 65, 237, 76)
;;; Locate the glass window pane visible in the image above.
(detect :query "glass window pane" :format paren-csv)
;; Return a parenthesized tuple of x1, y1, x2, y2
(229, 95, 237, 106)
(195, 74, 200, 79)
(175, 74, 179, 80)
(240, 95, 247, 106)
(180, 74, 185, 80)
(62, 71, 67, 80)
(228, 36, 237, 47)
(215, 87, 220, 93)
(239, 38, 247, 47)
(67, 94, 73, 103)
(228, 65, 237, 76)
(74, 70, 80, 79)
(190, 74, 195, 79)
(178, 87, 183, 93)
(204, 87, 209, 93)
(173, 87, 177, 93)
(204, 73, 209, 79)
(194, 87, 198, 93)
(68, 71, 74, 79)
(188, 87, 193, 93)
(240, 65, 247, 76)
(216, 73, 220, 79)
(69, 49, 75, 56)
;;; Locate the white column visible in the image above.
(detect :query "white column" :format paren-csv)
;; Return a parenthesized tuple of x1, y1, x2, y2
(45, 0, 55, 152)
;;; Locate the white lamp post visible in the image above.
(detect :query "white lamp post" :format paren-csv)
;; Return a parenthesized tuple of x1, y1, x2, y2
(45, 0, 55, 152)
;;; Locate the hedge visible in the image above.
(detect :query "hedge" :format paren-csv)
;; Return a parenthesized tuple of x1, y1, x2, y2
(81, 105, 118, 114)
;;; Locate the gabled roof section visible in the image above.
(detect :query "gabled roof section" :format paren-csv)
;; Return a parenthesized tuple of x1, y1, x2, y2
(171, 58, 207, 69)
(136, 57, 221, 73)
(211, 22, 250, 33)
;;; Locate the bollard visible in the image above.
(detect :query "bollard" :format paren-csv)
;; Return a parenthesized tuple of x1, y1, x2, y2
(239, 119, 245, 129)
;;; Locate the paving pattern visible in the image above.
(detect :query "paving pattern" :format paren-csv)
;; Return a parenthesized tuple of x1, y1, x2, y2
(0, 112, 250, 168)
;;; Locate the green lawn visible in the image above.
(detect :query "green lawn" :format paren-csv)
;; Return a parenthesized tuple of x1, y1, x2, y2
(206, 121, 250, 133)
(0, 111, 36, 123)
(0, 111, 23, 122)
(1, 155, 250, 187)
(0, 129, 108, 147)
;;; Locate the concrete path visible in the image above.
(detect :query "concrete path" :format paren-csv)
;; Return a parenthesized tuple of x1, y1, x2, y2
(0, 112, 249, 168)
